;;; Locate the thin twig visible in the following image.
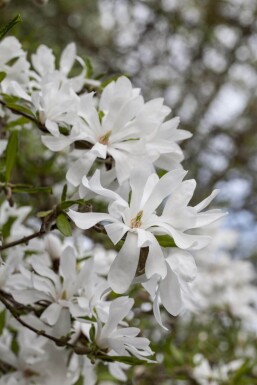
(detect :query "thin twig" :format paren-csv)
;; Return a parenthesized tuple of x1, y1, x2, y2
(0, 228, 46, 251)
(0, 291, 69, 347)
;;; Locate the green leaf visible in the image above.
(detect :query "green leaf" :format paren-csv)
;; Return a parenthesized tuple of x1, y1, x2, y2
(85, 57, 93, 78)
(89, 324, 95, 341)
(155, 235, 176, 248)
(1, 216, 16, 239)
(0, 310, 5, 335)
(5, 130, 18, 182)
(12, 185, 52, 194)
(6, 103, 35, 118)
(96, 354, 149, 366)
(37, 210, 53, 218)
(0, 72, 6, 83)
(0, 14, 22, 40)
(56, 213, 72, 237)
(59, 199, 85, 210)
(61, 184, 67, 202)
(5, 116, 29, 129)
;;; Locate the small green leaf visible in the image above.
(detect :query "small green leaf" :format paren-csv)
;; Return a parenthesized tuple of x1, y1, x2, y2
(89, 324, 95, 341)
(12, 185, 52, 194)
(85, 57, 93, 78)
(0, 14, 22, 40)
(0, 310, 5, 335)
(155, 235, 176, 248)
(6, 103, 35, 117)
(56, 213, 72, 237)
(1, 216, 16, 239)
(0, 72, 6, 83)
(5, 130, 18, 182)
(60, 199, 84, 210)
(96, 354, 149, 366)
(37, 210, 53, 218)
(5, 116, 29, 129)
(61, 184, 67, 202)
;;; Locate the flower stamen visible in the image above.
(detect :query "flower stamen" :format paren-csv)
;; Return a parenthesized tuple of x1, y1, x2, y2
(131, 210, 143, 228)
(99, 130, 112, 145)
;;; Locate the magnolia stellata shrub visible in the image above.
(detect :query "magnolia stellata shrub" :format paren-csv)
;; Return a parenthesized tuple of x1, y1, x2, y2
(0, 35, 225, 384)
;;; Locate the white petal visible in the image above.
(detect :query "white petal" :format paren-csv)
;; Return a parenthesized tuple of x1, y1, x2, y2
(144, 169, 187, 215)
(159, 265, 182, 316)
(108, 232, 140, 293)
(41, 303, 62, 325)
(60, 43, 76, 75)
(101, 296, 133, 338)
(41, 134, 75, 151)
(12, 289, 49, 305)
(166, 250, 197, 282)
(153, 291, 168, 331)
(145, 239, 167, 279)
(163, 179, 197, 214)
(60, 246, 76, 280)
(194, 189, 219, 212)
(68, 210, 114, 230)
(45, 119, 60, 137)
(105, 222, 128, 244)
(67, 155, 96, 187)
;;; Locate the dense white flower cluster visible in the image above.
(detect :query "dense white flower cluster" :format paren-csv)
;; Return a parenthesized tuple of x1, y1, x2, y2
(0, 36, 225, 383)
(188, 224, 257, 332)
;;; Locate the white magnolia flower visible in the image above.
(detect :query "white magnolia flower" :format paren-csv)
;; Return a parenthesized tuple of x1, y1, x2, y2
(143, 249, 197, 328)
(193, 354, 244, 385)
(11, 246, 98, 333)
(32, 74, 79, 137)
(31, 42, 86, 92)
(95, 296, 153, 361)
(68, 169, 224, 293)
(0, 36, 30, 93)
(0, 327, 77, 385)
(42, 76, 190, 186)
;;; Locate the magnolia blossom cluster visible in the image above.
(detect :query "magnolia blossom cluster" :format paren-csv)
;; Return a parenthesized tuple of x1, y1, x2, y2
(0, 36, 225, 383)
(187, 224, 257, 332)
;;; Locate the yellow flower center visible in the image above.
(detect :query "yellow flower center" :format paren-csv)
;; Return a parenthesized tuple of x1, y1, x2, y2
(131, 210, 143, 228)
(99, 130, 112, 145)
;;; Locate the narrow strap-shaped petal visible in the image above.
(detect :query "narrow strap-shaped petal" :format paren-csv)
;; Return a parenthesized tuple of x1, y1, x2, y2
(101, 297, 134, 338)
(159, 265, 182, 316)
(60, 42, 76, 75)
(108, 232, 140, 293)
(68, 210, 115, 230)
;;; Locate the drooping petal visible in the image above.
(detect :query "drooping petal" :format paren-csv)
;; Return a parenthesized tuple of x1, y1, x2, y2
(145, 238, 167, 279)
(60, 246, 76, 281)
(153, 290, 168, 331)
(67, 155, 96, 187)
(68, 210, 114, 230)
(108, 232, 140, 293)
(159, 265, 182, 316)
(166, 250, 197, 282)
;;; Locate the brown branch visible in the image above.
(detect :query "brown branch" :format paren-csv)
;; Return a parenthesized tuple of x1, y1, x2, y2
(0, 227, 46, 251)
(0, 290, 70, 347)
